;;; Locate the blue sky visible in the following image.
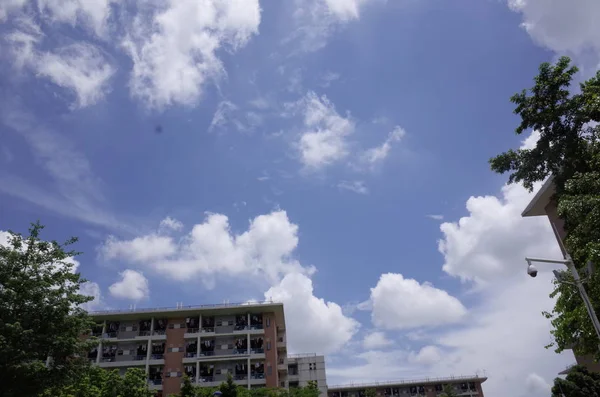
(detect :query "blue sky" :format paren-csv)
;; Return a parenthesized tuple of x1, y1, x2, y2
(1, 1, 599, 396)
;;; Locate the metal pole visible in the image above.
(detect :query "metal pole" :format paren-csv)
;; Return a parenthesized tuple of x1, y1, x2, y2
(566, 256, 600, 341)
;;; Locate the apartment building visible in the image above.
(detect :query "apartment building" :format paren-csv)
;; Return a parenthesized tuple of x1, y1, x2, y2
(287, 354, 327, 396)
(88, 301, 287, 397)
(327, 375, 486, 397)
(522, 176, 600, 373)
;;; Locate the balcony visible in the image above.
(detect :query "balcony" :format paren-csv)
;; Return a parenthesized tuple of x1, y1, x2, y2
(201, 327, 215, 334)
(185, 328, 200, 338)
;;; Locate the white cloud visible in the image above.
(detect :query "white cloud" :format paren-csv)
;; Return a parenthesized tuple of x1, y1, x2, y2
(362, 331, 392, 349)
(2, 0, 114, 37)
(329, 276, 572, 397)
(0, 107, 126, 230)
(109, 269, 150, 301)
(159, 216, 183, 232)
(37, 0, 114, 38)
(264, 273, 359, 354)
(7, 24, 114, 108)
(80, 281, 105, 311)
(37, 43, 114, 108)
(361, 126, 406, 167)
(0, 0, 27, 22)
(508, 0, 600, 57)
(102, 234, 177, 263)
(289, 0, 377, 52)
(101, 210, 314, 285)
(337, 180, 368, 195)
(410, 345, 441, 366)
(525, 373, 552, 395)
(290, 92, 354, 169)
(367, 273, 467, 330)
(438, 182, 560, 284)
(426, 214, 444, 221)
(122, 0, 261, 108)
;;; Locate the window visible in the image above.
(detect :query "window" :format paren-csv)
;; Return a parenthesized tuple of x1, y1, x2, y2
(266, 342, 271, 351)
(266, 317, 271, 327)
(267, 366, 272, 376)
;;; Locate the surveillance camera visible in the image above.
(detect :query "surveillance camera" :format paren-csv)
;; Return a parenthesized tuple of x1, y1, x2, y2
(527, 264, 538, 278)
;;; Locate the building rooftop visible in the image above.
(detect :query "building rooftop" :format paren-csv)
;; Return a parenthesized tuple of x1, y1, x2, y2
(328, 375, 487, 390)
(88, 300, 285, 322)
(521, 176, 555, 217)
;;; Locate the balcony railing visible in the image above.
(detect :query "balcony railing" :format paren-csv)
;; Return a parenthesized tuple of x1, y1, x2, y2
(152, 330, 166, 336)
(251, 373, 265, 379)
(249, 324, 263, 330)
(251, 348, 264, 354)
(187, 328, 199, 334)
(138, 331, 151, 336)
(131, 355, 146, 361)
(103, 332, 117, 338)
(89, 300, 276, 315)
(150, 354, 164, 360)
(148, 379, 163, 386)
(100, 357, 116, 362)
(199, 376, 214, 383)
(199, 351, 215, 357)
(202, 327, 215, 333)
(185, 352, 197, 358)
(234, 375, 248, 381)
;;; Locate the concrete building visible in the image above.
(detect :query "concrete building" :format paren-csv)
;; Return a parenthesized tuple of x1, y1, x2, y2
(287, 354, 327, 396)
(327, 375, 486, 397)
(88, 301, 288, 396)
(522, 176, 600, 373)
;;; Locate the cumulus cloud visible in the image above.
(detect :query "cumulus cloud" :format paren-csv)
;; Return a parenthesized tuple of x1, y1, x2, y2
(122, 0, 261, 108)
(367, 273, 467, 330)
(80, 281, 105, 311)
(109, 269, 150, 301)
(438, 130, 559, 285)
(289, 92, 354, 169)
(362, 331, 392, 349)
(159, 216, 184, 232)
(264, 273, 359, 354)
(360, 126, 406, 167)
(508, 0, 600, 57)
(101, 210, 314, 285)
(409, 345, 441, 366)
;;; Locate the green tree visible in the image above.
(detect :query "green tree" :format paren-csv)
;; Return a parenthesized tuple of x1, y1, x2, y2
(40, 367, 153, 397)
(440, 385, 458, 397)
(0, 222, 96, 397)
(219, 374, 239, 397)
(552, 365, 600, 396)
(490, 56, 600, 358)
(180, 376, 197, 397)
(365, 389, 376, 397)
(121, 368, 154, 397)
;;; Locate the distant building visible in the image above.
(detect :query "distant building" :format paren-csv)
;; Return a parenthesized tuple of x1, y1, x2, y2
(287, 354, 327, 396)
(327, 375, 486, 397)
(522, 176, 600, 373)
(89, 301, 288, 396)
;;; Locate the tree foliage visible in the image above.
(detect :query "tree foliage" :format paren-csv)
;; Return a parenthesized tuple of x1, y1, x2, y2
(490, 56, 600, 358)
(0, 222, 96, 397)
(552, 365, 600, 397)
(440, 385, 458, 397)
(41, 367, 154, 397)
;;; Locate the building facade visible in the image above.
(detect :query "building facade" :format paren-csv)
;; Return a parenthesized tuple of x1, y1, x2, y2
(287, 354, 327, 396)
(327, 376, 486, 397)
(522, 177, 600, 373)
(88, 302, 287, 396)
